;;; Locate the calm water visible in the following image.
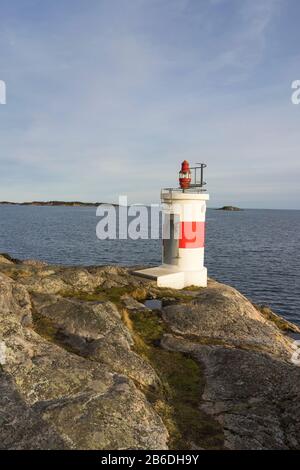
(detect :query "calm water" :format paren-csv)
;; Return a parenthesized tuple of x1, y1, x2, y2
(0, 205, 299, 324)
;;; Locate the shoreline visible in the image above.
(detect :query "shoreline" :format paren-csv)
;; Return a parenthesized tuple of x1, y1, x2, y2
(0, 201, 118, 207)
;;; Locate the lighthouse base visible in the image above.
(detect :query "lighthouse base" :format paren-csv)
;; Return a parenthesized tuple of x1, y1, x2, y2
(133, 266, 207, 290)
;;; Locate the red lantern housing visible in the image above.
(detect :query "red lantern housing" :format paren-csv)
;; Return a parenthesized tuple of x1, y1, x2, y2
(179, 160, 191, 190)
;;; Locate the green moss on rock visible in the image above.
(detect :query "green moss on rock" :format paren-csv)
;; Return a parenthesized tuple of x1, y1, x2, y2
(127, 308, 224, 450)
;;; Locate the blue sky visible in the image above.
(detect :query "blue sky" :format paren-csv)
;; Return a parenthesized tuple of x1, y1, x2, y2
(0, 0, 299, 208)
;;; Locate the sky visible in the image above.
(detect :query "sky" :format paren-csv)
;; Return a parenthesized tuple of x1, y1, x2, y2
(0, 0, 299, 209)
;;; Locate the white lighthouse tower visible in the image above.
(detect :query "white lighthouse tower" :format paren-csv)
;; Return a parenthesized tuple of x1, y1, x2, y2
(135, 161, 209, 289)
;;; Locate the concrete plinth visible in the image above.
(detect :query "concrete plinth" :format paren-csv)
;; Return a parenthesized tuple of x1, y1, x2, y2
(133, 265, 207, 289)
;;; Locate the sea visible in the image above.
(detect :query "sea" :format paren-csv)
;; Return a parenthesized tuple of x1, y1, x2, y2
(0, 204, 299, 325)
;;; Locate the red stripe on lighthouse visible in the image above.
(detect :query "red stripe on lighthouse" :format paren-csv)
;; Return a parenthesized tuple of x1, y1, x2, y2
(179, 221, 205, 249)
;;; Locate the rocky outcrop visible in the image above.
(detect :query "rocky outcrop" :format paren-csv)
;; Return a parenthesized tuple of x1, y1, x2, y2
(0, 266, 168, 450)
(162, 280, 294, 360)
(0, 254, 299, 450)
(162, 335, 300, 450)
(161, 281, 300, 449)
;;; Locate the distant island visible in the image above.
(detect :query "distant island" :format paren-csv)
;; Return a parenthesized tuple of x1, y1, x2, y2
(217, 206, 242, 211)
(0, 201, 118, 207)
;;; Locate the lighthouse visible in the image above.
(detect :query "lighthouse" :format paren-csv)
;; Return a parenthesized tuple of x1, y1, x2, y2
(134, 161, 209, 289)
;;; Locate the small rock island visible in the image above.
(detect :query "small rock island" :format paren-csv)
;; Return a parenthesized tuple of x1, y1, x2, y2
(0, 253, 299, 450)
(217, 205, 242, 211)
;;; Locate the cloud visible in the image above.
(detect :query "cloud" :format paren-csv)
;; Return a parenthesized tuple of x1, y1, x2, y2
(0, 0, 299, 208)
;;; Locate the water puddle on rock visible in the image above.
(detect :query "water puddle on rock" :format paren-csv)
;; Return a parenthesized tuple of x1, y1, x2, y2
(144, 299, 163, 310)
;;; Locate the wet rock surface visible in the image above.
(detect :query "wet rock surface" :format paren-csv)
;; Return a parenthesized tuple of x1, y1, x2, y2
(0, 254, 299, 449)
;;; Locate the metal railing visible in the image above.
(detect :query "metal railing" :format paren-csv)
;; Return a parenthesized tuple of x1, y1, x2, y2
(162, 163, 207, 197)
(189, 163, 207, 189)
